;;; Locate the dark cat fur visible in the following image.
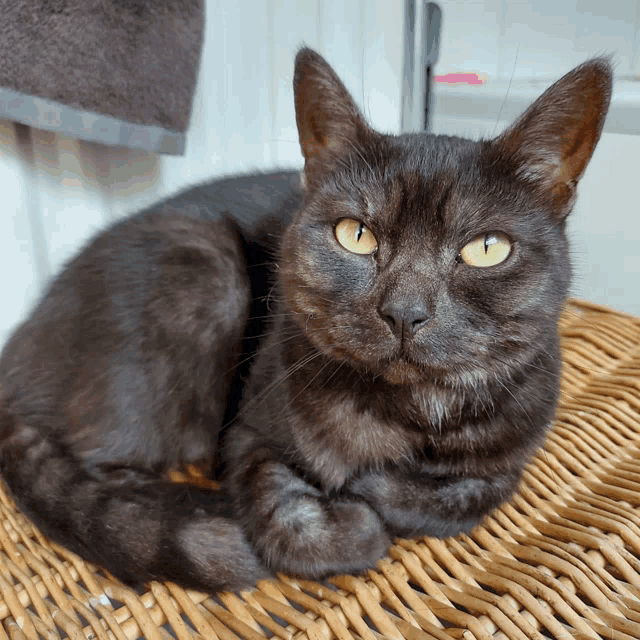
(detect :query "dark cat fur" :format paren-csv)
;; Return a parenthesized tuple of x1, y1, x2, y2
(0, 49, 611, 592)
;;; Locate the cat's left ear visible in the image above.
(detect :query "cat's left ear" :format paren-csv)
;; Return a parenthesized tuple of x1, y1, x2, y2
(294, 47, 374, 190)
(489, 57, 612, 217)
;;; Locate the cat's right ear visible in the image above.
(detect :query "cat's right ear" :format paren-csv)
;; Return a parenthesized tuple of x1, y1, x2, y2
(294, 48, 372, 190)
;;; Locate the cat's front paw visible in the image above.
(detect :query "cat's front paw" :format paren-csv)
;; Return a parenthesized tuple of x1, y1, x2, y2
(257, 495, 391, 579)
(346, 470, 393, 505)
(347, 469, 519, 540)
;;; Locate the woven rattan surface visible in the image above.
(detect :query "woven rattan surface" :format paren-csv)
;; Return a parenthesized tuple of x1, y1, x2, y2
(1, 299, 639, 639)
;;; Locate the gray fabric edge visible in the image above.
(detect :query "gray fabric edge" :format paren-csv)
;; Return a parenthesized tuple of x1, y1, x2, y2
(0, 88, 185, 155)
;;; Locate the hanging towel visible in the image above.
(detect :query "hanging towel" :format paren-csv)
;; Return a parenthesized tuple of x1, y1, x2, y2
(0, 0, 204, 155)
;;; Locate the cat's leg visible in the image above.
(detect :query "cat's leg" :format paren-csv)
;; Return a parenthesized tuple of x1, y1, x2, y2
(0, 214, 269, 592)
(0, 413, 270, 591)
(347, 466, 521, 539)
(226, 434, 391, 579)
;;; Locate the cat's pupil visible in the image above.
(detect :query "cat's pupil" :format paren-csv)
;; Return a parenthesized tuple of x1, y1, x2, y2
(484, 234, 501, 253)
(356, 223, 364, 242)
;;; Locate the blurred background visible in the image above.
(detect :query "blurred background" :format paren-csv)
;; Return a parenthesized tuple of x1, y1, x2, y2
(0, 0, 638, 348)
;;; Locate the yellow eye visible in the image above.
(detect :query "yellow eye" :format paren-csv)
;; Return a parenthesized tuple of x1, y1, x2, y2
(459, 233, 511, 267)
(335, 219, 378, 255)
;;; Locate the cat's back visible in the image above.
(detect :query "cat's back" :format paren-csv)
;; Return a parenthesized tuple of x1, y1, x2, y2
(2, 170, 301, 361)
(0, 171, 301, 457)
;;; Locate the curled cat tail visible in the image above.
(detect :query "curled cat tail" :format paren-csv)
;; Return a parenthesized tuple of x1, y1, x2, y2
(0, 405, 269, 592)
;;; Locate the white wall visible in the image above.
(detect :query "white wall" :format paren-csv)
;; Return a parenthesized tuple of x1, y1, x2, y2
(433, 0, 640, 79)
(430, 0, 640, 315)
(0, 0, 405, 348)
(1, 0, 638, 350)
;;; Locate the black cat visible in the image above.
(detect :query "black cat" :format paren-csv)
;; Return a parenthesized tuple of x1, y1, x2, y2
(0, 48, 611, 592)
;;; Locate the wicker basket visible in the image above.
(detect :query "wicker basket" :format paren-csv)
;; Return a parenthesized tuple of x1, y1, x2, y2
(1, 299, 639, 640)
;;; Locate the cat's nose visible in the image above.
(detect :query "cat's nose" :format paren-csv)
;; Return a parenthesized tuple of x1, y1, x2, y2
(378, 299, 430, 338)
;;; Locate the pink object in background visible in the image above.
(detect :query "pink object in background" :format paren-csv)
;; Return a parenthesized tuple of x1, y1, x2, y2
(435, 73, 486, 85)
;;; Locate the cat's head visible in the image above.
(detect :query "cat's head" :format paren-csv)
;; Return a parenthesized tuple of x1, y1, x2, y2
(280, 48, 612, 387)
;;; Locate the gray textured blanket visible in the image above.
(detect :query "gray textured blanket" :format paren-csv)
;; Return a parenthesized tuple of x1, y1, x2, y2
(0, 0, 204, 154)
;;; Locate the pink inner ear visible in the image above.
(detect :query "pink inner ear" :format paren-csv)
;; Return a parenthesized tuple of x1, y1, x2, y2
(544, 103, 604, 208)
(299, 112, 326, 160)
(560, 117, 600, 184)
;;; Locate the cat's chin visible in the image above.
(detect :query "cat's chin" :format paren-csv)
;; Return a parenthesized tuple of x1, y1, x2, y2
(381, 358, 465, 387)
(382, 361, 431, 386)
